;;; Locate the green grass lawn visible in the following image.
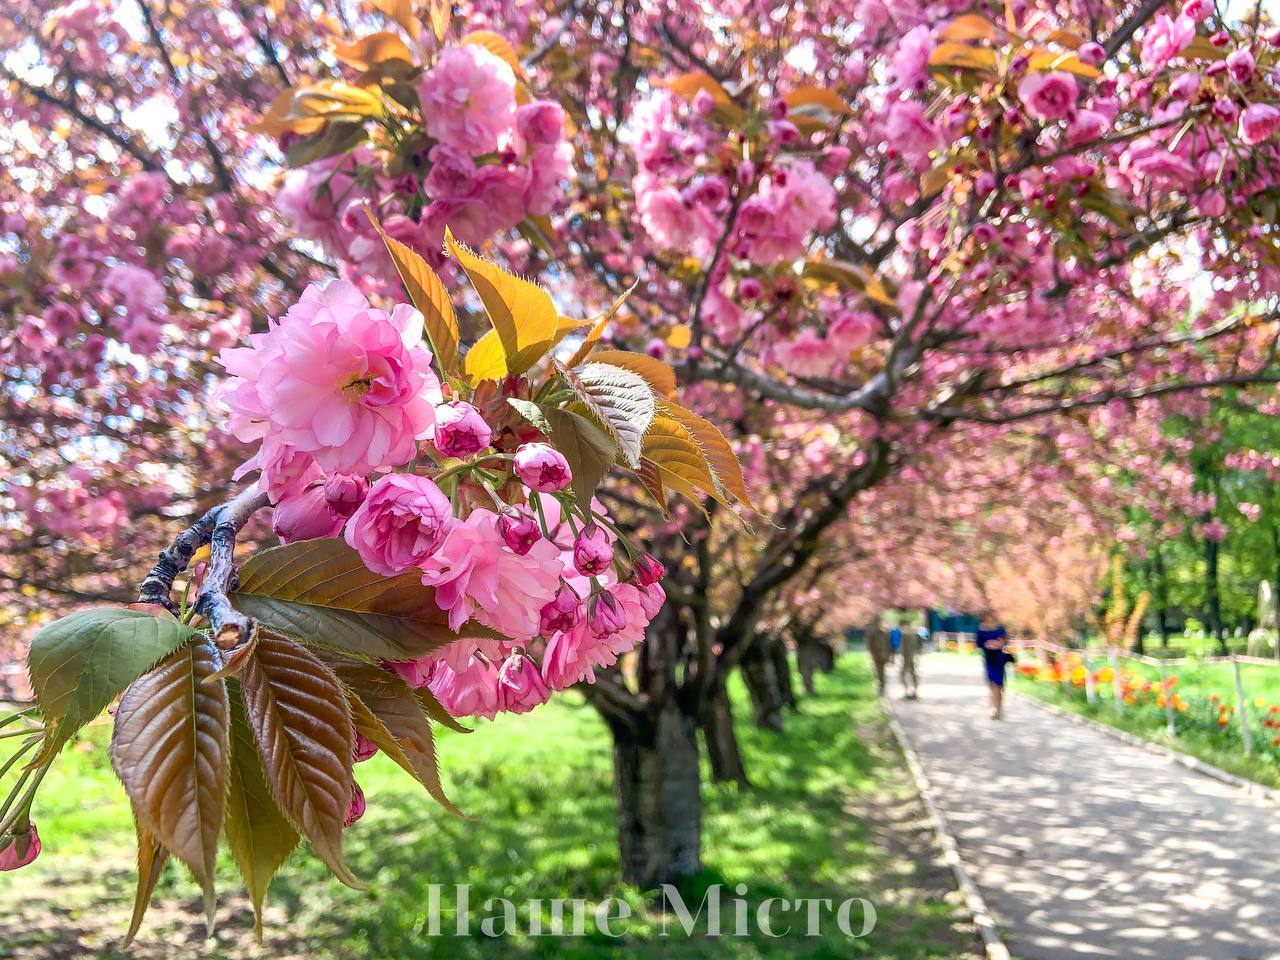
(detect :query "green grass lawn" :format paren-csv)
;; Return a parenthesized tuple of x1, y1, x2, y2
(0, 657, 978, 960)
(1013, 652, 1280, 790)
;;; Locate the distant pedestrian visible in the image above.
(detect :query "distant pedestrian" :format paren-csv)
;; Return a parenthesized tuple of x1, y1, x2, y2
(866, 616, 893, 695)
(978, 622, 1012, 719)
(899, 623, 919, 700)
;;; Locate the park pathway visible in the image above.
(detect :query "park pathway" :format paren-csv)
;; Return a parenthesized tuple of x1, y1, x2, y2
(891, 653, 1280, 960)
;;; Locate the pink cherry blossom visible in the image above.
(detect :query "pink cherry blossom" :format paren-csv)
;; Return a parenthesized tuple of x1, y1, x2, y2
(272, 483, 346, 543)
(427, 655, 501, 719)
(1017, 72, 1078, 121)
(417, 45, 516, 156)
(884, 100, 944, 159)
(0, 824, 40, 871)
(419, 509, 564, 637)
(497, 507, 542, 556)
(344, 782, 366, 827)
(1240, 103, 1280, 145)
(218, 281, 440, 495)
(572, 524, 612, 576)
(539, 583, 581, 634)
(1140, 14, 1195, 70)
(344, 474, 455, 576)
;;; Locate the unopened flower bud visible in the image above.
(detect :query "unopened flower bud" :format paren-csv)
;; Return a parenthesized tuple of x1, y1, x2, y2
(573, 524, 613, 576)
(0, 823, 40, 871)
(354, 733, 378, 763)
(588, 591, 628, 637)
(632, 553, 666, 587)
(513, 442, 572, 492)
(498, 507, 542, 556)
(540, 584, 581, 634)
(433, 401, 492, 458)
(344, 782, 366, 827)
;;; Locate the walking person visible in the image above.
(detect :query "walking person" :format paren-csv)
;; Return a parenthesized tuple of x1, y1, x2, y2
(866, 615, 893, 695)
(899, 617, 919, 700)
(977, 620, 1012, 719)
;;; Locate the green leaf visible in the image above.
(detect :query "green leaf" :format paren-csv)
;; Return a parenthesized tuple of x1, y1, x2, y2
(541, 405, 619, 510)
(230, 538, 501, 661)
(285, 122, 367, 168)
(238, 632, 360, 889)
(225, 679, 300, 941)
(554, 360, 657, 469)
(317, 651, 462, 815)
(507, 397, 553, 434)
(110, 639, 228, 929)
(28, 608, 196, 754)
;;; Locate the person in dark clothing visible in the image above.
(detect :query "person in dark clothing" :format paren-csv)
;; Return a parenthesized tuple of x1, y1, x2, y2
(977, 623, 1012, 719)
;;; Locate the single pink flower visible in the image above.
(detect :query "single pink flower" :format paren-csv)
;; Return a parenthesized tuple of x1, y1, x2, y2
(344, 782, 366, 827)
(497, 507, 542, 556)
(272, 482, 345, 544)
(324, 474, 369, 518)
(1017, 72, 1078, 121)
(632, 553, 666, 587)
(387, 655, 438, 688)
(515, 100, 566, 146)
(344, 474, 456, 576)
(884, 100, 944, 159)
(427, 655, 501, 719)
(513, 442, 572, 492)
(588, 590, 628, 637)
(418, 45, 516, 156)
(539, 583, 581, 634)
(218, 281, 440, 494)
(419, 509, 564, 637)
(354, 733, 378, 763)
(1141, 14, 1195, 70)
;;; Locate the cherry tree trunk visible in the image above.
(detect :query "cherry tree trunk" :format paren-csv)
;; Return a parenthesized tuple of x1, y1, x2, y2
(770, 637, 797, 711)
(742, 638, 786, 732)
(702, 687, 750, 786)
(609, 701, 703, 888)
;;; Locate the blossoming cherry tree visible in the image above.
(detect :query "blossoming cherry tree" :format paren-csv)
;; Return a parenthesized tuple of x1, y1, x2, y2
(0, 226, 748, 937)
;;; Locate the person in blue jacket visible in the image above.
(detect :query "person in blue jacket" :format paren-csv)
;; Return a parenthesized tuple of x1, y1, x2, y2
(977, 622, 1012, 719)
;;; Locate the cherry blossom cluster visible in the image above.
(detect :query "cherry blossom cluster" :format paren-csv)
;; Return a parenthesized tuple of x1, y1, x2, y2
(273, 40, 573, 289)
(218, 280, 665, 719)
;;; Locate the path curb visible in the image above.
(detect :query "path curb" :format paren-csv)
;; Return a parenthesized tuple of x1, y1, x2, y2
(883, 700, 1013, 960)
(1015, 692, 1280, 809)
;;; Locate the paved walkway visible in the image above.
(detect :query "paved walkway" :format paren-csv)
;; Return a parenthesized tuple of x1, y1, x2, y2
(891, 653, 1280, 960)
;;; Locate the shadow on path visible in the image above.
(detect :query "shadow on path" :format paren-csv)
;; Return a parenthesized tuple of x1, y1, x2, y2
(892, 653, 1280, 960)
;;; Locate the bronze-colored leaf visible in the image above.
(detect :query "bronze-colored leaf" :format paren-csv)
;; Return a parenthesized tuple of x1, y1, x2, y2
(239, 631, 361, 889)
(111, 639, 228, 928)
(317, 652, 462, 815)
(123, 820, 170, 947)
(225, 679, 300, 940)
(661, 400, 756, 510)
(230, 538, 501, 661)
